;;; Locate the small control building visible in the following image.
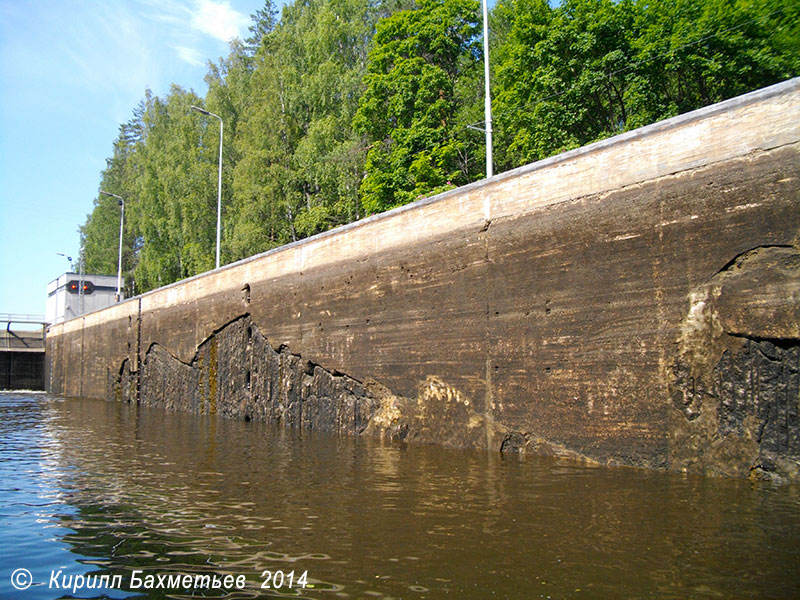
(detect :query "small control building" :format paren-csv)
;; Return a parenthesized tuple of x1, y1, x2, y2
(46, 273, 123, 325)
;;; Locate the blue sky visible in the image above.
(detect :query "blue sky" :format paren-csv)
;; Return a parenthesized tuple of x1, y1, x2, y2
(0, 0, 273, 318)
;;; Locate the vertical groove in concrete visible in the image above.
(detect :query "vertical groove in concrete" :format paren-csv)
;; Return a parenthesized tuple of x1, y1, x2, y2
(79, 317, 85, 398)
(135, 297, 142, 404)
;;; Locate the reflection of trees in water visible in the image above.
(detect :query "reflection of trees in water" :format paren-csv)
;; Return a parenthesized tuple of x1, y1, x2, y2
(56, 500, 331, 599)
(43, 398, 338, 599)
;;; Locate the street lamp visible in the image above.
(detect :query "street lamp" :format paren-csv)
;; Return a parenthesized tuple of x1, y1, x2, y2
(56, 252, 80, 319)
(190, 105, 223, 270)
(100, 191, 125, 302)
(482, 0, 493, 178)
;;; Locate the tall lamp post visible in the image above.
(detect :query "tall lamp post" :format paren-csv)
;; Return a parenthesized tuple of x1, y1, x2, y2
(482, 0, 493, 178)
(190, 105, 223, 270)
(100, 191, 125, 302)
(56, 252, 74, 321)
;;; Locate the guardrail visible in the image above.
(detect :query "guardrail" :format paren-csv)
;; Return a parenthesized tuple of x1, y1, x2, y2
(0, 313, 48, 326)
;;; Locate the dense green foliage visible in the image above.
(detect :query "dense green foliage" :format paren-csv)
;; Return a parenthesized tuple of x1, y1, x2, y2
(82, 0, 799, 296)
(354, 0, 481, 212)
(493, 0, 800, 168)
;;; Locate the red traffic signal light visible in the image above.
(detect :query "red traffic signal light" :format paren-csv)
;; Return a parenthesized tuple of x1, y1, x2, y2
(66, 280, 94, 294)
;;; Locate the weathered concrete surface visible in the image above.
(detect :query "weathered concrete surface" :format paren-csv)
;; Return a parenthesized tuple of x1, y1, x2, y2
(669, 246, 800, 480)
(47, 79, 800, 482)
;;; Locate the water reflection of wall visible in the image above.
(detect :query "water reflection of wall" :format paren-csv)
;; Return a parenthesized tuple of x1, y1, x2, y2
(29, 396, 800, 599)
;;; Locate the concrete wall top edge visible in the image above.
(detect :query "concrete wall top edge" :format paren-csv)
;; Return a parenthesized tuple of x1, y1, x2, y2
(51, 295, 139, 336)
(491, 76, 800, 185)
(48, 78, 800, 336)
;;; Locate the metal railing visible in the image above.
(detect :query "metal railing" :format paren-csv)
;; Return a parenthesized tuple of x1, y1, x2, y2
(0, 313, 48, 326)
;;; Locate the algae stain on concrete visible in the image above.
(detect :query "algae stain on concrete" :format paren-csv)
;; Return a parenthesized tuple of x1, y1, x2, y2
(208, 336, 218, 415)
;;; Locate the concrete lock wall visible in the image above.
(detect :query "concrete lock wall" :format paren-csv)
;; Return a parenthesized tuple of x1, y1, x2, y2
(47, 79, 800, 482)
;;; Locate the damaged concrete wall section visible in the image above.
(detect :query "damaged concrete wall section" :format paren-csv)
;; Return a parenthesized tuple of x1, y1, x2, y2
(115, 313, 488, 446)
(670, 246, 800, 480)
(123, 315, 380, 436)
(48, 79, 800, 483)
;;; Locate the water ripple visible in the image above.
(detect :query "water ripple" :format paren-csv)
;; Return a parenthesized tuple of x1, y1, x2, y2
(1, 393, 800, 599)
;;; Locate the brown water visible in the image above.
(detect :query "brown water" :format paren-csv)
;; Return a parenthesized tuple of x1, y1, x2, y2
(1, 393, 799, 599)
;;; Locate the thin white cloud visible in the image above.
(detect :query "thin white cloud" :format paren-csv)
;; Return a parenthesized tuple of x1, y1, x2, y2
(175, 45, 205, 66)
(191, 0, 249, 42)
(140, 0, 193, 26)
(138, 0, 249, 67)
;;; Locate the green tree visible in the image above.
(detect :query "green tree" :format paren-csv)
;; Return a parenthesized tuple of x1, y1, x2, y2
(493, 0, 637, 169)
(353, 0, 481, 213)
(625, 0, 800, 128)
(125, 87, 220, 290)
(81, 0, 418, 290)
(204, 39, 253, 264)
(245, 0, 279, 54)
(493, 0, 799, 169)
(82, 100, 146, 295)
(230, 0, 401, 260)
